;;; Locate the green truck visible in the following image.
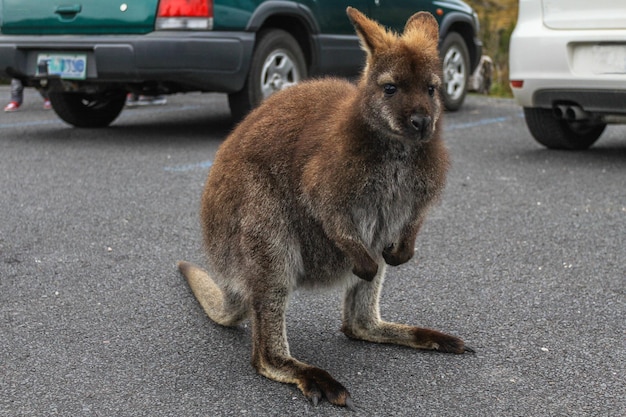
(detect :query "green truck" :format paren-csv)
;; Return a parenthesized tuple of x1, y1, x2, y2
(0, 0, 481, 127)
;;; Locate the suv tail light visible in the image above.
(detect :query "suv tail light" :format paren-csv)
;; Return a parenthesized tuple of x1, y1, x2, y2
(156, 0, 213, 30)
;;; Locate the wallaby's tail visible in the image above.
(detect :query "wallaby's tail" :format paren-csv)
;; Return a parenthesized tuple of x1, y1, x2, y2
(177, 261, 248, 326)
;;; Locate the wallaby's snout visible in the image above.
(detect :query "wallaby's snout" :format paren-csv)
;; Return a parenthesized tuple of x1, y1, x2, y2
(410, 113, 432, 139)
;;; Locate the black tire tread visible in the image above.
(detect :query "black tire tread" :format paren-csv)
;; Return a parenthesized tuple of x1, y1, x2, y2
(49, 90, 126, 128)
(440, 32, 470, 112)
(523, 107, 605, 150)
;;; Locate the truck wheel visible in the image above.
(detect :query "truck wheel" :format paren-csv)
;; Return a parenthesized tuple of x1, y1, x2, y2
(440, 32, 470, 111)
(229, 29, 306, 121)
(49, 90, 126, 128)
(523, 107, 605, 150)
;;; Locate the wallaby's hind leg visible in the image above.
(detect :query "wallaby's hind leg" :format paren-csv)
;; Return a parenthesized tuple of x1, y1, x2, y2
(177, 261, 249, 326)
(250, 287, 354, 408)
(342, 266, 472, 354)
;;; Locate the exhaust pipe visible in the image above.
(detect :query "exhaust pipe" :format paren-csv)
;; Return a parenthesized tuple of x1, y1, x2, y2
(553, 105, 568, 119)
(564, 105, 590, 121)
(552, 104, 626, 124)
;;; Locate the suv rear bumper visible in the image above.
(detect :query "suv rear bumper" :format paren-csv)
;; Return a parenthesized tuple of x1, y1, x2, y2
(0, 31, 255, 93)
(530, 89, 626, 115)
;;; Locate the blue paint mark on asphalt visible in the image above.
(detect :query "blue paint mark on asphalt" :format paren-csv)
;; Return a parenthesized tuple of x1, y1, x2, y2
(446, 116, 512, 130)
(164, 160, 213, 172)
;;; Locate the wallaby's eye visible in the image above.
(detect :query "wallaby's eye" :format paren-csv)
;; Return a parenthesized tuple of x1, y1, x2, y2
(428, 85, 436, 97)
(383, 84, 397, 96)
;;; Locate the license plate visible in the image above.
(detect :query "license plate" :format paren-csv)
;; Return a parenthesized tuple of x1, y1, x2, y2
(591, 45, 626, 74)
(571, 44, 626, 75)
(37, 53, 87, 80)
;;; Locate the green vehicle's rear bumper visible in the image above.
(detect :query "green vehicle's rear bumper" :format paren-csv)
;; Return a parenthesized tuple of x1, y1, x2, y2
(0, 31, 255, 93)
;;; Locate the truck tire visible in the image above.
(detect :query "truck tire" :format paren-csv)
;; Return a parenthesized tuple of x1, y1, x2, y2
(49, 90, 127, 128)
(229, 29, 306, 121)
(440, 32, 470, 111)
(523, 107, 606, 150)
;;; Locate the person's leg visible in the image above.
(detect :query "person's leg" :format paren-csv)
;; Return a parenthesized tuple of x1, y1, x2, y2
(10, 79, 24, 105)
(4, 79, 24, 111)
(38, 89, 51, 109)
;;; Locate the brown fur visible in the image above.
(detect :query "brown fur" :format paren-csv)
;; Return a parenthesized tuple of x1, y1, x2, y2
(178, 7, 472, 408)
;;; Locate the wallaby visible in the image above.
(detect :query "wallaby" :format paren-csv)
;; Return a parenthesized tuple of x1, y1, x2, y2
(178, 7, 473, 408)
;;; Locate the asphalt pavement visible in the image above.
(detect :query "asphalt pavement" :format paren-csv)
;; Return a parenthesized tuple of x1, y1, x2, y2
(1, 86, 624, 416)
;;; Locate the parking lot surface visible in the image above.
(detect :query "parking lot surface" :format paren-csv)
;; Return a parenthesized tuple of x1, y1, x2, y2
(1, 86, 624, 416)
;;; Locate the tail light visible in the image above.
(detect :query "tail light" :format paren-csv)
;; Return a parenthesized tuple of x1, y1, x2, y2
(156, 0, 213, 30)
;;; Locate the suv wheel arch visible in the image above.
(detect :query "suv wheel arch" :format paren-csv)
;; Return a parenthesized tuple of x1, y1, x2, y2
(438, 13, 480, 72)
(246, 1, 318, 71)
(246, 1, 320, 34)
(228, 28, 307, 121)
(229, 2, 321, 120)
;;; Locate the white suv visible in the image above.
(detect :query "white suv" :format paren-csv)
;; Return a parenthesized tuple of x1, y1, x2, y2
(509, 0, 626, 149)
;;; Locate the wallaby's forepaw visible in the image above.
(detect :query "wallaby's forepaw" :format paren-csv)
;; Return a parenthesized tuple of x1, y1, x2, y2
(351, 257, 378, 282)
(297, 367, 354, 408)
(414, 328, 474, 354)
(382, 243, 414, 266)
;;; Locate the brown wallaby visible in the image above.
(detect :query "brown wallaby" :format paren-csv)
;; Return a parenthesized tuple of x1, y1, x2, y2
(178, 7, 473, 408)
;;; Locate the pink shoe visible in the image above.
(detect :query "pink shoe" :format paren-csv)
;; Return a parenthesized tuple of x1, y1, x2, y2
(43, 99, 52, 110)
(4, 101, 20, 112)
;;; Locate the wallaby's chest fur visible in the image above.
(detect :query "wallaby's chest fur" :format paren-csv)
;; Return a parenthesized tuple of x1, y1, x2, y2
(202, 77, 447, 288)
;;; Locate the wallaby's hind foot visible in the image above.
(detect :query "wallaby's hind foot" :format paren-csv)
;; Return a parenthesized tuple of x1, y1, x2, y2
(342, 320, 472, 354)
(256, 357, 354, 408)
(412, 327, 473, 354)
(342, 276, 473, 354)
(249, 289, 355, 408)
(296, 366, 354, 408)
(177, 261, 248, 326)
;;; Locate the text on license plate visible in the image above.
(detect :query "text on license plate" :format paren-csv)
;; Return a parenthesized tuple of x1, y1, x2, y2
(37, 53, 87, 80)
(591, 45, 626, 74)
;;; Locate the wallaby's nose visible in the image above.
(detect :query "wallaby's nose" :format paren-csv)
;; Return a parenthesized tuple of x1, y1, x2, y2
(410, 114, 431, 136)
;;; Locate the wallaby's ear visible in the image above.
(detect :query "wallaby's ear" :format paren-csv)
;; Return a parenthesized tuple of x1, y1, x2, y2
(347, 7, 394, 58)
(403, 11, 439, 42)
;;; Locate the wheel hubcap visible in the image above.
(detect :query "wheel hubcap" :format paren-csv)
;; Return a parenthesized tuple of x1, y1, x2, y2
(261, 50, 300, 100)
(443, 46, 466, 101)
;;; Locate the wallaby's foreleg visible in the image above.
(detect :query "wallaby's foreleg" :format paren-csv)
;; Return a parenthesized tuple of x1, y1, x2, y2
(177, 261, 249, 326)
(250, 287, 354, 408)
(319, 218, 379, 282)
(383, 218, 423, 266)
(342, 266, 471, 353)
